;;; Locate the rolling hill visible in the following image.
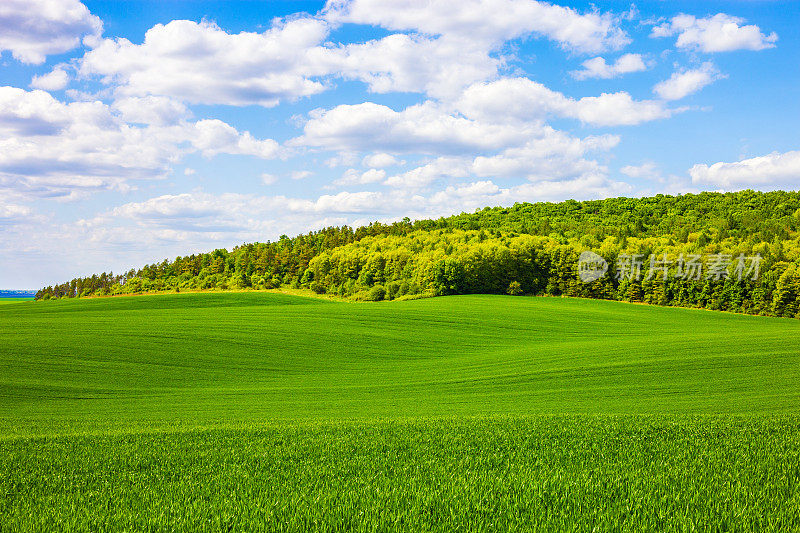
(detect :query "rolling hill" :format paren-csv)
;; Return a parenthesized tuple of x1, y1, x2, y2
(2, 292, 799, 530)
(3, 292, 799, 435)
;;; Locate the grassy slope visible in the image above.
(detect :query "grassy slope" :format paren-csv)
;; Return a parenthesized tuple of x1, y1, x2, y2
(1, 292, 799, 436)
(2, 293, 800, 530)
(0, 298, 32, 305)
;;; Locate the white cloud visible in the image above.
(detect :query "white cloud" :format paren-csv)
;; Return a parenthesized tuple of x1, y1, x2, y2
(30, 68, 70, 91)
(79, 18, 331, 107)
(192, 119, 280, 159)
(0, 0, 102, 64)
(325, 0, 630, 54)
(184, 168, 196, 176)
(358, 168, 386, 184)
(471, 129, 619, 181)
(261, 173, 278, 185)
(78, 16, 500, 105)
(456, 78, 562, 123)
(295, 80, 674, 165)
(71, 3, 634, 108)
(291, 170, 314, 180)
(293, 78, 660, 193)
(569, 92, 674, 127)
(384, 157, 472, 188)
(653, 62, 724, 100)
(293, 100, 535, 155)
(0, 87, 279, 200)
(620, 162, 660, 179)
(0, 203, 31, 221)
(109, 193, 229, 222)
(111, 96, 189, 126)
(334, 167, 387, 186)
(571, 53, 649, 80)
(651, 13, 777, 53)
(363, 153, 404, 168)
(380, 129, 619, 189)
(327, 33, 500, 100)
(457, 78, 676, 127)
(324, 152, 359, 168)
(689, 150, 800, 189)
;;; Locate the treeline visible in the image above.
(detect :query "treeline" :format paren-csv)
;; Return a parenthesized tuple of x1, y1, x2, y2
(305, 229, 800, 317)
(36, 190, 800, 318)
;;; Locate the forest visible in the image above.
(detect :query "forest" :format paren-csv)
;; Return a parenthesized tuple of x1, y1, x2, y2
(35, 190, 800, 318)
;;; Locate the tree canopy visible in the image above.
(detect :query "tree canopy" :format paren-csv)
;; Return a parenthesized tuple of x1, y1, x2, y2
(36, 190, 800, 318)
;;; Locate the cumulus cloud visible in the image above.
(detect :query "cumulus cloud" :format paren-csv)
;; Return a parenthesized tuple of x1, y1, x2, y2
(651, 13, 777, 53)
(292, 78, 662, 193)
(72, 2, 637, 107)
(79, 18, 331, 107)
(0, 0, 102, 64)
(30, 68, 70, 91)
(293, 101, 536, 155)
(457, 78, 676, 127)
(471, 129, 619, 181)
(192, 119, 280, 159)
(324, 152, 359, 168)
(568, 92, 675, 127)
(111, 96, 189, 126)
(326, 33, 500, 100)
(653, 62, 724, 100)
(378, 129, 619, 189)
(571, 53, 649, 80)
(689, 150, 800, 189)
(0, 87, 279, 200)
(293, 79, 673, 164)
(620, 162, 660, 179)
(78, 16, 500, 104)
(363, 153, 404, 168)
(384, 157, 472, 189)
(334, 167, 387, 186)
(324, 0, 630, 54)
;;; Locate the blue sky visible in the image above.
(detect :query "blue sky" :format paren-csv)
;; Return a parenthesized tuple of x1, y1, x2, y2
(1, 0, 798, 288)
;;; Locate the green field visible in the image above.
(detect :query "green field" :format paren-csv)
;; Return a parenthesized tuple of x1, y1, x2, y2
(0, 298, 32, 305)
(2, 293, 799, 530)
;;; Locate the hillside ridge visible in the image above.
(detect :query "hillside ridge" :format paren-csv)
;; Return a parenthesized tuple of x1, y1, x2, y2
(36, 190, 800, 318)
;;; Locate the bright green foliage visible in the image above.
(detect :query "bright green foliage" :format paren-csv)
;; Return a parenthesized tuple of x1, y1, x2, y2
(507, 280, 523, 295)
(366, 284, 386, 301)
(306, 228, 800, 316)
(34, 190, 800, 318)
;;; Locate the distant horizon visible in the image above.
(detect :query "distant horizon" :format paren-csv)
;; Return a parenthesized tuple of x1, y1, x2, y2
(0, 290, 37, 295)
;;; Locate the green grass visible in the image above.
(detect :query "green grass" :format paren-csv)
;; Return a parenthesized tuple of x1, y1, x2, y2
(2, 293, 799, 530)
(3, 417, 799, 532)
(2, 292, 799, 434)
(0, 298, 32, 305)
